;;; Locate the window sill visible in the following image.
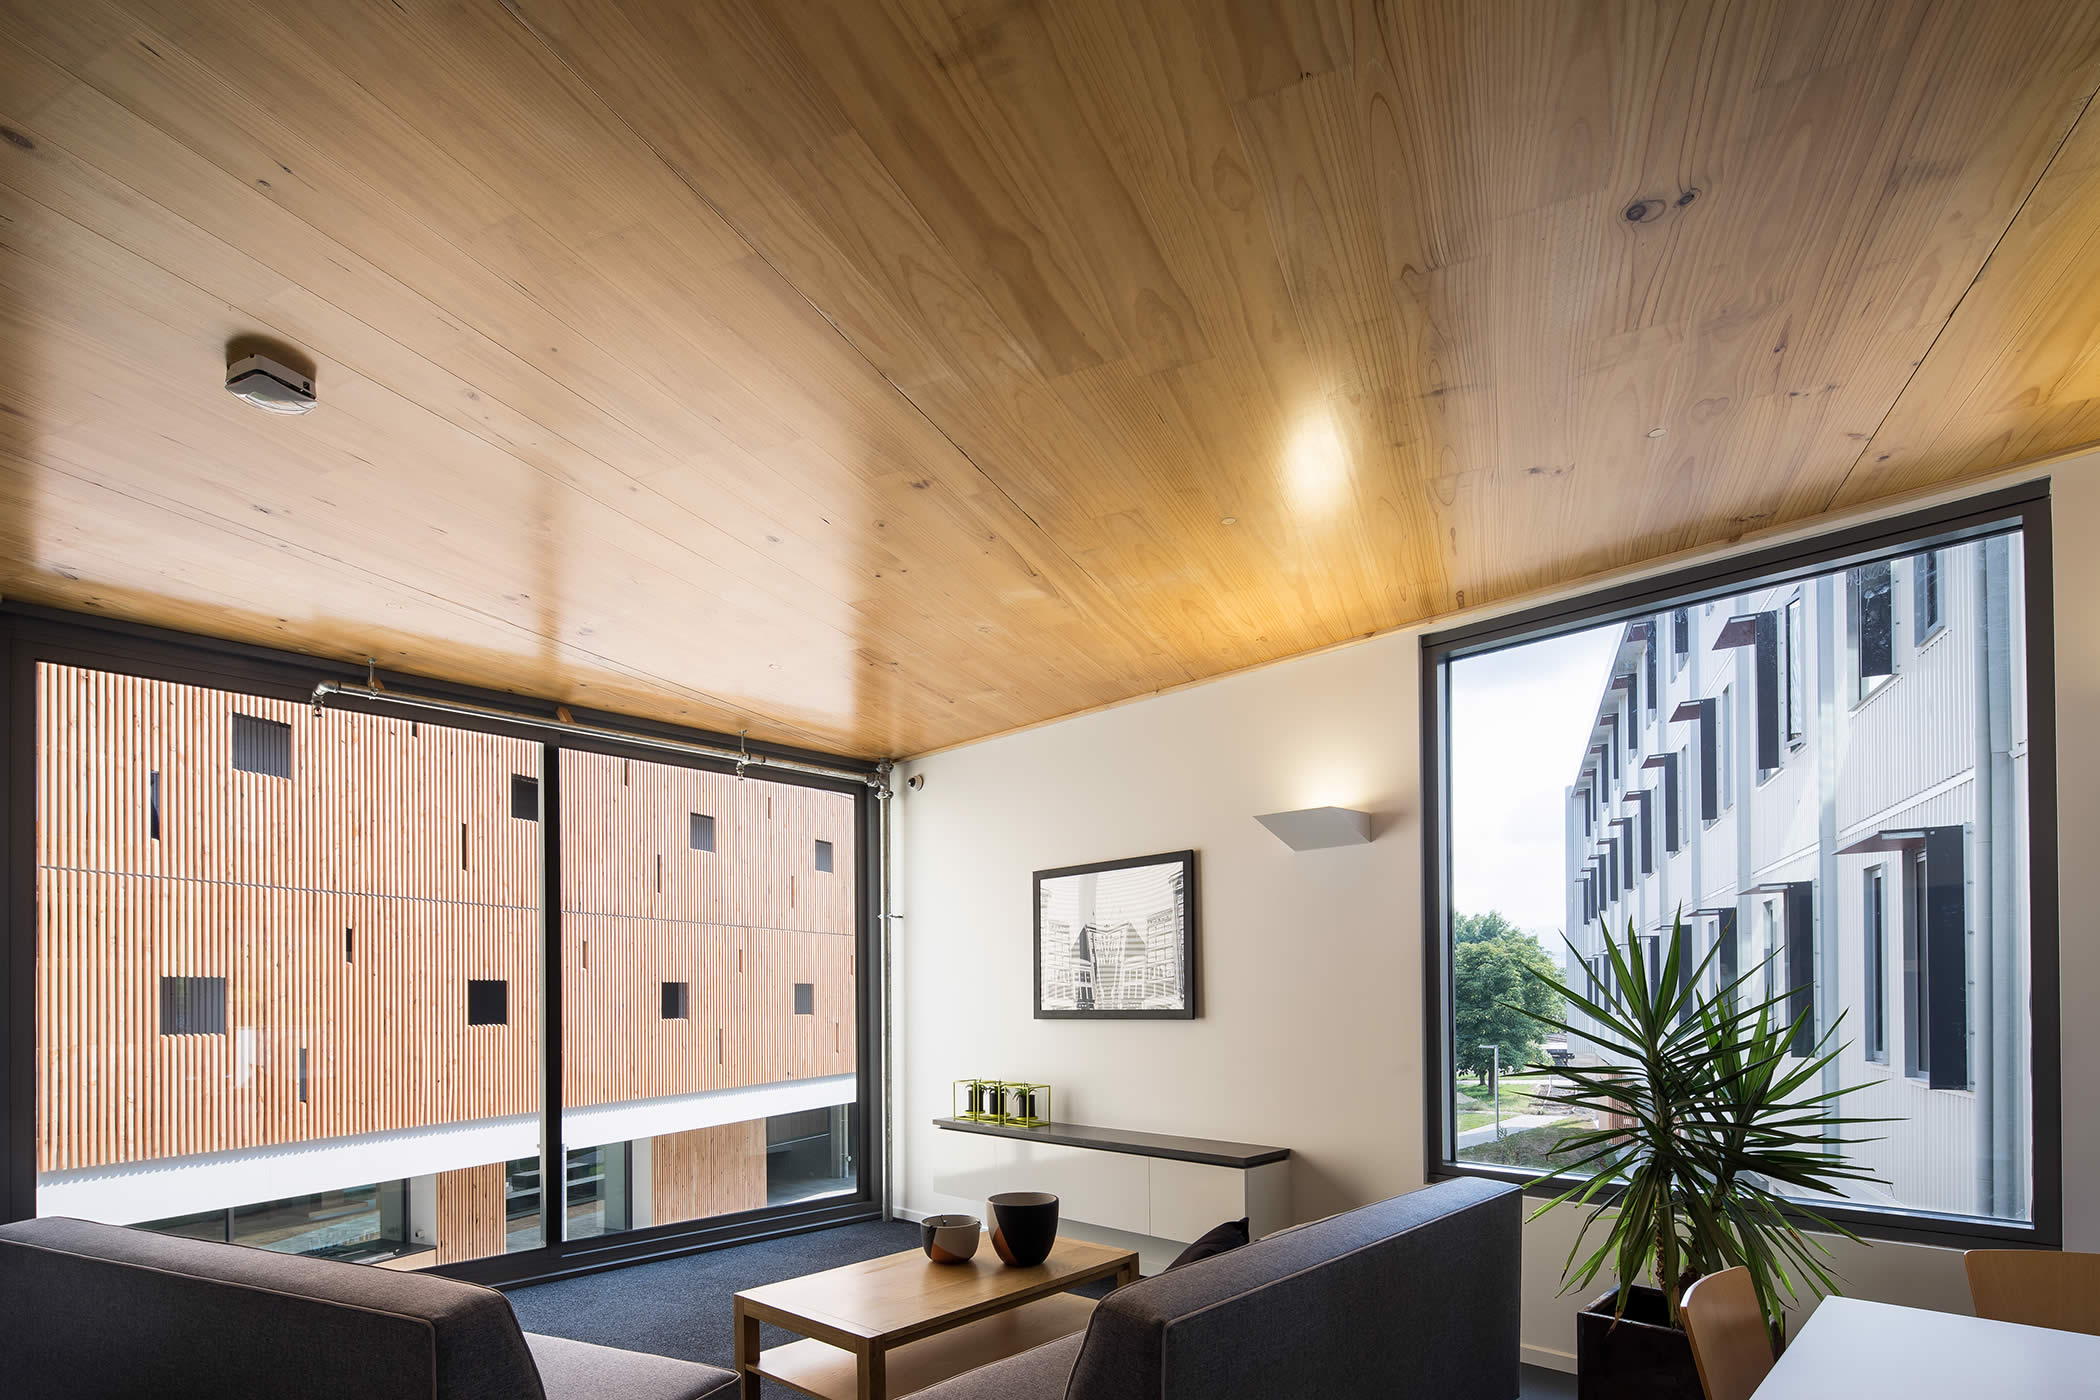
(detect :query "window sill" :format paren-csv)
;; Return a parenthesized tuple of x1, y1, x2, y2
(1428, 1158, 2052, 1248)
(1851, 672, 1900, 714)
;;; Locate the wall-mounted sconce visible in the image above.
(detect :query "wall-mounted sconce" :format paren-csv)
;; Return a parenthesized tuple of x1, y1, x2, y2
(1254, 806, 1371, 850)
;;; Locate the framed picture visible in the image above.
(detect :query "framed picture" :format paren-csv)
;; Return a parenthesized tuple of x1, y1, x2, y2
(1033, 850, 1197, 1019)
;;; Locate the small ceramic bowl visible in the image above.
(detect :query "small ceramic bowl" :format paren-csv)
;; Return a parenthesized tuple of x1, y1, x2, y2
(987, 1191, 1060, 1267)
(920, 1213, 982, 1264)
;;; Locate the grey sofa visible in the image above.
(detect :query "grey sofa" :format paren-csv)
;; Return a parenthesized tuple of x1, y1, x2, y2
(0, 1216, 736, 1400)
(917, 1176, 1522, 1400)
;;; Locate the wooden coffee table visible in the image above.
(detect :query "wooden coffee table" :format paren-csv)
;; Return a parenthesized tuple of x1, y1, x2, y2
(733, 1235, 1138, 1400)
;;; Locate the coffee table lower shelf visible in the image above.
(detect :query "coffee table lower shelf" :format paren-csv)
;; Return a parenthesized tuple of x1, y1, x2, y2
(752, 1292, 1097, 1400)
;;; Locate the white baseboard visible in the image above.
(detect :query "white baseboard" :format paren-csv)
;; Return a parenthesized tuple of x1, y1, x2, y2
(1522, 1343, 1577, 1373)
(894, 1205, 930, 1224)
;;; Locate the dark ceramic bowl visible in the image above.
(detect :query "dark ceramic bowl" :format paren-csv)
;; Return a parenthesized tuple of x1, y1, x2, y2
(987, 1191, 1059, 1267)
(920, 1213, 981, 1264)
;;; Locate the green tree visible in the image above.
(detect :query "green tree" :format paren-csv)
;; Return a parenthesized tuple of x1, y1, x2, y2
(1454, 910, 1526, 945)
(1452, 913, 1565, 1081)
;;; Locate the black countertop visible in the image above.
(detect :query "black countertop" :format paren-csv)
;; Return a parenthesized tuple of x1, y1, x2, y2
(932, 1116, 1289, 1169)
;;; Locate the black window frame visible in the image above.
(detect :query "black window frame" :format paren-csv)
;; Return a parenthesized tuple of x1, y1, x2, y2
(0, 601, 888, 1279)
(230, 712, 293, 779)
(466, 978, 509, 1027)
(1420, 480, 2061, 1249)
(159, 975, 228, 1037)
(511, 773, 540, 822)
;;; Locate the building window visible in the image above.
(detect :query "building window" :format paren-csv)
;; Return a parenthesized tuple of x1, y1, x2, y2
(1895, 828, 1970, 1090)
(1864, 866, 1888, 1064)
(230, 713, 292, 778)
(511, 774, 539, 821)
(1675, 747, 1690, 847)
(1850, 561, 1895, 701)
(1671, 607, 1690, 675)
(159, 976, 227, 1036)
(793, 982, 815, 1015)
(1430, 494, 2048, 1238)
(690, 812, 716, 852)
(148, 769, 162, 840)
(1915, 550, 1944, 639)
(814, 839, 834, 873)
(661, 982, 689, 1020)
(1644, 629, 1658, 720)
(1718, 683, 1735, 810)
(467, 979, 508, 1026)
(1783, 595, 1805, 744)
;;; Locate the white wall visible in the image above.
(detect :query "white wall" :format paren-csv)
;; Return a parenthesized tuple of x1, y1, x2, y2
(893, 456, 2099, 1370)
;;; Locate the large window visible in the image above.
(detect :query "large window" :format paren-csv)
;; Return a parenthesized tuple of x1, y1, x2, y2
(11, 617, 880, 1282)
(32, 664, 545, 1269)
(556, 749, 861, 1245)
(1427, 486, 2056, 1242)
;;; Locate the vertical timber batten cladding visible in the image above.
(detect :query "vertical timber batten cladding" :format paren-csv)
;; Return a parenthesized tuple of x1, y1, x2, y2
(645, 1122, 768, 1225)
(560, 751, 856, 1109)
(35, 664, 856, 1178)
(434, 1163, 510, 1266)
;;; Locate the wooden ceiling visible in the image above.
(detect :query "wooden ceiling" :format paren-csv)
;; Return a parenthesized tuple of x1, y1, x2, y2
(4, 2, 2100, 758)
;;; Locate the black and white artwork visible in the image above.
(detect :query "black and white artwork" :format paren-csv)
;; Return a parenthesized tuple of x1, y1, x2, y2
(1033, 850, 1197, 1019)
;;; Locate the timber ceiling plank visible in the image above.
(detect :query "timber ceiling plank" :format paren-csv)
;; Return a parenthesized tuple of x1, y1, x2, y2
(0, 0, 2098, 757)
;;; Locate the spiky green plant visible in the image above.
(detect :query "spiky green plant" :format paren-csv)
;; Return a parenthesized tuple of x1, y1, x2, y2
(1507, 910, 1886, 1332)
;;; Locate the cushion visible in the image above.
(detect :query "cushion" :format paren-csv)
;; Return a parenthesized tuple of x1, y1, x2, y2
(524, 1332, 738, 1400)
(909, 1329, 1085, 1400)
(1166, 1217, 1249, 1271)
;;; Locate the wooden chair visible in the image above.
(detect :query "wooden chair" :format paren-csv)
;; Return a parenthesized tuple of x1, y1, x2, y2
(1964, 1249, 2100, 1335)
(1681, 1267, 1774, 1400)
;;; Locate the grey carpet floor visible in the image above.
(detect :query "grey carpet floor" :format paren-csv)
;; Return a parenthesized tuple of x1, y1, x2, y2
(506, 1218, 1575, 1398)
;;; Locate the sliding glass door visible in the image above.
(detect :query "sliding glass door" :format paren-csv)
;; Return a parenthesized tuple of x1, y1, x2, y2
(34, 662, 543, 1268)
(14, 624, 880, 1279)
(556, 749, 859, 1245)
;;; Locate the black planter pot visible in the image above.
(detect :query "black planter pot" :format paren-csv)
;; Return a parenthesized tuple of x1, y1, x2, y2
(1576, 1285, 1703, 1400)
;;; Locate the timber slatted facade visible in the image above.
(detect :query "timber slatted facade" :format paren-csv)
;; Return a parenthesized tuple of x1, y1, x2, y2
(647, 1121, 769, 1225)
(36, 665, 857, 1176)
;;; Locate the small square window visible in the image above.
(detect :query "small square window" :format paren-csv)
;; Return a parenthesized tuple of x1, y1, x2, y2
(230, 714, 292, 779)
(511, 774, 539, 821)
(662, 982, 689, 1020)
(814, 839, 834, 873)
(690, 813, 716, 852)
(467, 979, 508, 1026)
(160, 976, 227, 1036)
(793, 982, 814, 1016)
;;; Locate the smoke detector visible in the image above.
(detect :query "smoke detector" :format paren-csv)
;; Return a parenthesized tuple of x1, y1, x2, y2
(225, 353, 315, 415)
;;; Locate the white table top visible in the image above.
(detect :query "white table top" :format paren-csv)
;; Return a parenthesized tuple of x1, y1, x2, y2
(1754, 1296, 2100, 1398)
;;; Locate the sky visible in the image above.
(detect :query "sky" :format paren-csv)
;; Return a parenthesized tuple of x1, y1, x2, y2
(1449, 624, 1622, 944)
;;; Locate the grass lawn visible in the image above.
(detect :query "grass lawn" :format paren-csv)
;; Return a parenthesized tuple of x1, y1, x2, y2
(1453, 1076, 1567, 1120)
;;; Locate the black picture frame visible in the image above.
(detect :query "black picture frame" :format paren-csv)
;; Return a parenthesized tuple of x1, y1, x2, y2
(1033, 850, 1198, 1019)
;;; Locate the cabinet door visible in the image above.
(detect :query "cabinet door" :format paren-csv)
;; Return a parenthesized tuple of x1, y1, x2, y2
(1146, 1157, 1249, 1243)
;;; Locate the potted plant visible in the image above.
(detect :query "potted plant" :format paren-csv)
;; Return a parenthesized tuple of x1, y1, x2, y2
(1509, 912, 1883, 1399)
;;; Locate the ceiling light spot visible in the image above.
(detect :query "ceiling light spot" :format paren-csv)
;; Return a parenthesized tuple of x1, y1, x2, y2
(1286, 414, 1349, 512)
(1646, 427, 1667, 438)
(1220, 516, 1238, 526)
